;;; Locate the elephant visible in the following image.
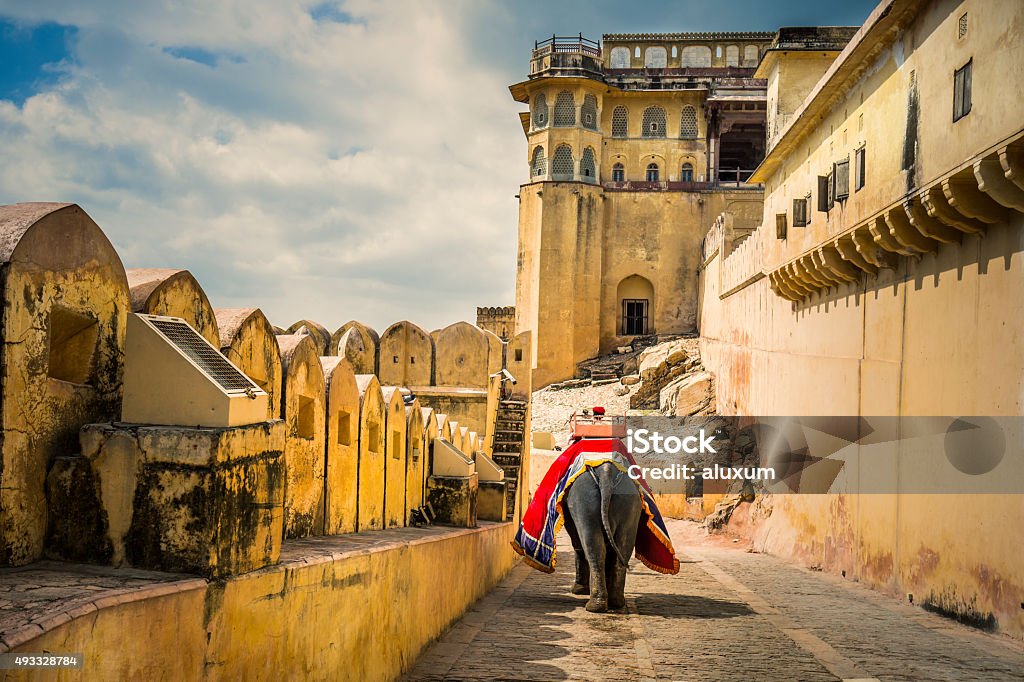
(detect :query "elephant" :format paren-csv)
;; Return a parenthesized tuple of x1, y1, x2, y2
(563, 462, 643, 612)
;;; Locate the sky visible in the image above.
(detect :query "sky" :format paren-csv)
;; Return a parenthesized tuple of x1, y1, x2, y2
(0, 0, 877, 333)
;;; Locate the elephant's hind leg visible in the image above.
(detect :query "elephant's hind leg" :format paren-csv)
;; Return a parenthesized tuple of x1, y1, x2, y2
(606, 553, 628, 610)
(562, 509, 589, 595)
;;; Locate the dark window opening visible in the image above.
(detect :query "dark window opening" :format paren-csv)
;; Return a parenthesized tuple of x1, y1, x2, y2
(337, 411, 352, 446)
(834, 158, 850, 201)
(514, 348, 523, 362)
(953, 59, 972, 122)
(296, 395, 316, 440)
(817, 176, 830, 212)
(792, 198, 808, 228)
(775, 213, 788, 240)
(47, 306, 99, 385)
(612, 163, 625, 182)
(646, 163, 660, 182)
(855, 147, 866, 191)
(621, 299, 649, 336)
(681, 163, 694, 182)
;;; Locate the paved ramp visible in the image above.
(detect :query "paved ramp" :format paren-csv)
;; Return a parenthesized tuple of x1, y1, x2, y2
(406, 520, 1024, 681)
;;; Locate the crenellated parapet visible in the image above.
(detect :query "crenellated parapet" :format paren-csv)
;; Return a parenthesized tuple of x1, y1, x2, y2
(0, 201, 528, 580)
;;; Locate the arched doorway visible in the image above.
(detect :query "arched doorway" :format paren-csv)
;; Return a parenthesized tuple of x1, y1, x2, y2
(617, 275, 654, 336)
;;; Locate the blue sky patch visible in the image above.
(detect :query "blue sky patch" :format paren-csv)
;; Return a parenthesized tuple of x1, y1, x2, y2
(0, 19, 76, 105)
(310, 3, 363, 25)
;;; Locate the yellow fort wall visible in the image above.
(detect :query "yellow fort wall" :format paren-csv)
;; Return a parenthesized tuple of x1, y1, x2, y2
(4, 523, 519, 682)
(698, 0, 1024, 638)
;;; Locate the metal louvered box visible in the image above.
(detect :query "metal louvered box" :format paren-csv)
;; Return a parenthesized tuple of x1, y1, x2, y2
(122, 314, 269, 427)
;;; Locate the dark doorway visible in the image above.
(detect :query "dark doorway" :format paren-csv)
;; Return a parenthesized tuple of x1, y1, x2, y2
(622, 299, 649, 335)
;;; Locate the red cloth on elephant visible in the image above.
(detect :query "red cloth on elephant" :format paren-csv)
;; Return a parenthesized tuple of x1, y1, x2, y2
(512, 437, 680, 575)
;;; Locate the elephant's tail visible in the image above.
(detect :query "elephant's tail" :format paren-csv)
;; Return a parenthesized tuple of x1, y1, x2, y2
(597, 464, 630, 567)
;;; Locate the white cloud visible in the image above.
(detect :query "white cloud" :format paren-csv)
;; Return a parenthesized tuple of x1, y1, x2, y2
(0, 0, 526, 332)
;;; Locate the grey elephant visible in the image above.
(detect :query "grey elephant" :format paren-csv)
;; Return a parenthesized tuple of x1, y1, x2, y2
(563, 462, 643, 612)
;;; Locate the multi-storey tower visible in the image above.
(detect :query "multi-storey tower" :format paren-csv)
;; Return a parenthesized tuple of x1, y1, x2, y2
(510, 33, 773, 387)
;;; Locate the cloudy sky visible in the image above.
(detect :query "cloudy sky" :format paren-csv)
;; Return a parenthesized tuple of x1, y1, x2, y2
(0, 0, 875, 333)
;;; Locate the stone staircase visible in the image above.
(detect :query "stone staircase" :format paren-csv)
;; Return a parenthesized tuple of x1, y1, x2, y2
(491, 399, 528, 519)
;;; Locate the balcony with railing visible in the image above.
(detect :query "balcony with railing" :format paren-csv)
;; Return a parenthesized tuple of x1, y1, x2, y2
(603, 168, 761, 192)
(529, 34, 604, 79)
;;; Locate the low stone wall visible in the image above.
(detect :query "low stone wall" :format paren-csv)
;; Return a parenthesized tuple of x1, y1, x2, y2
(1, 522, 519, 681)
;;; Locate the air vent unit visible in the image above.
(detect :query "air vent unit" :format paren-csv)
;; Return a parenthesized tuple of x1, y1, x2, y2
(122, 314, 269, 427)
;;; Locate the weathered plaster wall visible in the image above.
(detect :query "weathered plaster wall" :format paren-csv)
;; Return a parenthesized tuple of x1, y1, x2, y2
(331, 321, 378, 374)
(355, 374, 386, 531)
(381, 387, 407, 529)
(5, 523, 519, 682)
(0, 203, 129, 567)
(405, 400, 425, 523)
(516, 181, 762, 387)
(126, 269, 220, 348)
(320, 357, 360, 535)
(434, 322, 490, 389)
(698, 0, 1024, 638)
(286, 319, 332, 357)
(216, 308, 283, 420)
(276, 335, 327, 538)
(378, 321, 434, 387)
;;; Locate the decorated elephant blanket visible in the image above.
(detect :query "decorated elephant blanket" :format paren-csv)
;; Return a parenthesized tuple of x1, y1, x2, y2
(512, 437, 680, 575)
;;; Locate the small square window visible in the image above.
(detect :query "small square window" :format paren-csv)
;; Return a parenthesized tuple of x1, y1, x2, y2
(514, 348, 523, 362)
(775, 213, 787, 240)
(953, 59, 972, 122)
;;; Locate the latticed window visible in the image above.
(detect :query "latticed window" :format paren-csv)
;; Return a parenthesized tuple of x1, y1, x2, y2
(580, 147, 597, 181)
(609, 47, 630, 69)
(680, 163, 694, 182)
(679, 105, 698, 139)
(551, 144, 575, 179)
(612, 163, 625, 182)
(645, 46, 667, 68)
(553, 91, 576, 127)
(611, 106, 628, 138)
(531, 146, 546, 177)
(725, 45, 739, 67)
(581, 94, 598, 130)
(646, 163, 660, 182)
(532, 93, 548, 129)
(642, 106, 666, 138)
(681, 46, 711, 67)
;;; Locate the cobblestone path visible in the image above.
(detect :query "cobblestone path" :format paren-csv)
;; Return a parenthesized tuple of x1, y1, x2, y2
(405, 520, 1024, 681)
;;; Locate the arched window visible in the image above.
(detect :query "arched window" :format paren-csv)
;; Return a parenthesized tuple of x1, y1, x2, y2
(743, 45, 759, 67)
(532, 93, 548, 129)
(681, 45, 711, 67)
(679, 105, 698, 139)
(581, 94, 598, 130)
(551, 144, 575, 179)
(681, 163, 694, 182)
(725, 45, 740, 67)
(609, 46, 630, 69)
(611, 106, 628, 138)
(644, 46, 667, 68)
(553, 91, 576, 127)
(580, 147, 597, 182)
(612, 163, 625, 182)
(634, 46, 640, 58)
(671, 45, 678, 59)
(642, 106, 666, 138)
(531, 146, 546, 177)
(646, 163, 660, 182)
